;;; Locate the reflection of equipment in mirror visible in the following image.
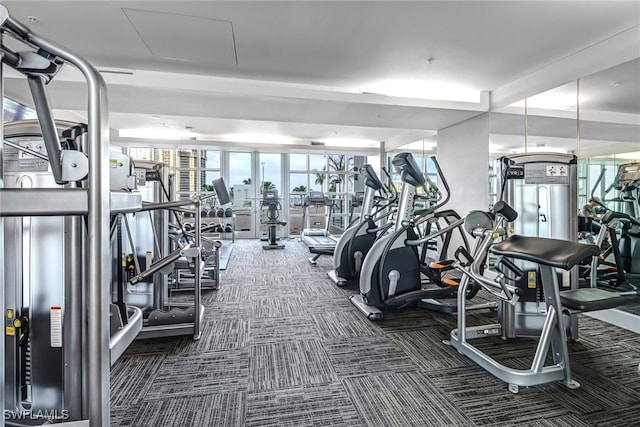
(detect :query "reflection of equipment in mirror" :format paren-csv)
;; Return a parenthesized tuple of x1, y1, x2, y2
(581, 161, 640, 296)
(612, 162, 640, 216)
(261, 190, 286, 249)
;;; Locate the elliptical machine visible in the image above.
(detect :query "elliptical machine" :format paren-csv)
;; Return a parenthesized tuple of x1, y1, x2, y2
(350, 152, 472, 320)
(328, 164, 397, 286)
(261, 189, 286, 250)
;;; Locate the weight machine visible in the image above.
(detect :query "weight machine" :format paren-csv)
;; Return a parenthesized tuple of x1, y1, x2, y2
(112, 161, 223, 340)
(495, 152, 582, 339)
(450, 203, 625, 393)
(0, 7, 141, 426)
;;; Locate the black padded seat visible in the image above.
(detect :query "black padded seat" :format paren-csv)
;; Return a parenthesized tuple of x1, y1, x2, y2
(560, 288, 625, 312)
(491, 235, 600, 270)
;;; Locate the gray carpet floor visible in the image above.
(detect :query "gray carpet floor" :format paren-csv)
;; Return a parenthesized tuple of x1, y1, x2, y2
(111, 238, 640, 426)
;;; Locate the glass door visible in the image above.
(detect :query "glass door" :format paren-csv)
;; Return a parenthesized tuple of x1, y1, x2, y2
(227, 152, 256, 238)
(258, 153, 283, 238)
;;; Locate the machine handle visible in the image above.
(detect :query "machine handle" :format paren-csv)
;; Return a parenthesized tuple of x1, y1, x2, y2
(454, 246, 474, 267)
(495, 256, 524, 281)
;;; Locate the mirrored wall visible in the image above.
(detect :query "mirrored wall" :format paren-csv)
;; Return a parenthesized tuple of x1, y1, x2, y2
(489, 58, 640, 331)
(489, 58, 640, 209)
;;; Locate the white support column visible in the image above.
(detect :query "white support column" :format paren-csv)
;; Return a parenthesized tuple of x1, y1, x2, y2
(437, 113, 490, 256)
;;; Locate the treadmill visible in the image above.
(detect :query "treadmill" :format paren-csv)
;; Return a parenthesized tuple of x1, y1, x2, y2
(300, 191, 340, 264)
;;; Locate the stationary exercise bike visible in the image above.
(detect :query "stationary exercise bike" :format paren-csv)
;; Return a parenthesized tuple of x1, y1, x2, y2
(261, 189, 286, 250)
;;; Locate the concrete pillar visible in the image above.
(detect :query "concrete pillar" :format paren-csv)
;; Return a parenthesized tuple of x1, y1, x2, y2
(437, 113, 490, 216)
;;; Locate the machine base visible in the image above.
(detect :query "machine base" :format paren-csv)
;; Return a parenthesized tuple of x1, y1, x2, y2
(350, 294, 384, 321)
(327, 269, 348, 287)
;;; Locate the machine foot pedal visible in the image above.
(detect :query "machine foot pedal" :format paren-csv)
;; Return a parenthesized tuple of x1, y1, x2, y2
(148, 307, 195, 326)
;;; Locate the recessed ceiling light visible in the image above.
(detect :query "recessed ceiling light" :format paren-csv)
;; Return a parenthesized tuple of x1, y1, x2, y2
(512, 92, 586, 111)
(319, 137, 379, 148)
(221, 133, 295, 145)
(119, 127, 197, 140)
(361, 79, 480, 103)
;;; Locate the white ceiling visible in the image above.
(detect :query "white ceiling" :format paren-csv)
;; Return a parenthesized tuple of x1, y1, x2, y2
(1, 1, 639, 155)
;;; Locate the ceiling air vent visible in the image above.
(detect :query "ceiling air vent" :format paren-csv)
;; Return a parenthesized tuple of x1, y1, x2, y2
(311, 141, 325, 146)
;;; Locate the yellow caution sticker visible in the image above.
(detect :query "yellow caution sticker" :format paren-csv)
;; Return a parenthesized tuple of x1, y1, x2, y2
(528, 271, 537, 289)
(6, 326, 15, 336)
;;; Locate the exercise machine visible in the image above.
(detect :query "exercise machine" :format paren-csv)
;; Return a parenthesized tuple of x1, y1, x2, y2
(580, 166, 640, 294)
(450, 203, 625, 393)
(495, 152, 582, 339)
(112, 161, 221, 339)
(612, 162, 640, 217)
(300, 191, 340, 263)
(350, 152, 473, 320)
(348, 191, 366, 224)
(169, 177, 230, 291)
(328, 164, 397, 286)
(261, 189, 286, 249)
(583, 208, 640, 291)
(1, 7, 136, 424)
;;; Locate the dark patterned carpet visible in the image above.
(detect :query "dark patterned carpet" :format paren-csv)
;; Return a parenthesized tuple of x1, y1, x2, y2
(111, 239, 640, 426)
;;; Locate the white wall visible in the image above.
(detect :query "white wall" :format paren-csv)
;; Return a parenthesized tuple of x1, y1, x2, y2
(437, 113, 490, 217)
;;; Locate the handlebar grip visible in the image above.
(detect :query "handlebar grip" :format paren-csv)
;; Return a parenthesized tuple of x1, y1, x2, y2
(495, 256, 524, 281)
(454, 246, 474, 267)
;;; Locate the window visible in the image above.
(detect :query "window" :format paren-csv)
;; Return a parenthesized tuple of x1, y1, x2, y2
(287, 153, 367, 235)
(3, 98, 37, 122)
(201, 150, 222, 206)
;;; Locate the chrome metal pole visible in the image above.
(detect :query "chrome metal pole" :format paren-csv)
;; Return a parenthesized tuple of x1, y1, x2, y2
(122, 214, 141, 276)
(0, 14, 7, 426)
(20, 25, 111, 425)
(194, 198, 202, 340)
